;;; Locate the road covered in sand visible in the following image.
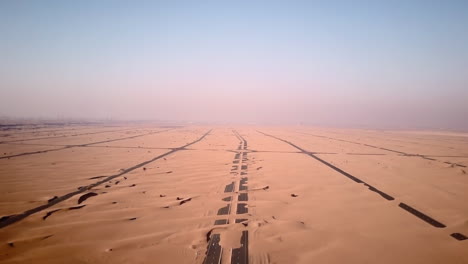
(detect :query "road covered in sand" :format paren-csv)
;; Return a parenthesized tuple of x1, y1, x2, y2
(1, 124, 467, 263)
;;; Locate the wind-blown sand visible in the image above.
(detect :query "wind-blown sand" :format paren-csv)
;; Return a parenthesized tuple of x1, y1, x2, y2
(0, 125, 467, 263)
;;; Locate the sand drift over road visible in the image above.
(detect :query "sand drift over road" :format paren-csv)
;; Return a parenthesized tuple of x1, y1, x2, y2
(0, 125, 467, 263)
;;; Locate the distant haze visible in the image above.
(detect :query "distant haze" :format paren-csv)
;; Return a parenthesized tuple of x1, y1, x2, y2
(1, 1, 468, 129)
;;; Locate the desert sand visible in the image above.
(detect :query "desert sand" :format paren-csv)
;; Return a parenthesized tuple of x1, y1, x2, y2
(0, 124, 467, 263)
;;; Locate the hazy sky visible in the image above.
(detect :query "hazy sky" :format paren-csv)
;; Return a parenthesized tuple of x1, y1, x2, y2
(1, 1, 467, 129)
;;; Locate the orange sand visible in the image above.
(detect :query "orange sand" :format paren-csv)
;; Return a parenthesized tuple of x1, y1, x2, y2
(1, 125, 467, 263)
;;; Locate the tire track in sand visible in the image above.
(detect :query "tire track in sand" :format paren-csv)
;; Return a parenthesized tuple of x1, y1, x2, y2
(0, 127, 134, 144)
(0, 129, 212, 229)
(258, 130, 467, 242)
(294, 131, 466, 168)
(0, 128, 175, 160)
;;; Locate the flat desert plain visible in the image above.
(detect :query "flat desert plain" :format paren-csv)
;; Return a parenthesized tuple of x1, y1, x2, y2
(0, 124, 467, 264)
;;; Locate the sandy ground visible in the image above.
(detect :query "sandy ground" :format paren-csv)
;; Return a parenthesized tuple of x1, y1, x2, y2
(0, 125, 467, 263)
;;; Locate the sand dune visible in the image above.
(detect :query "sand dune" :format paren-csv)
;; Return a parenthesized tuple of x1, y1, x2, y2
(1, 125, 467, 263)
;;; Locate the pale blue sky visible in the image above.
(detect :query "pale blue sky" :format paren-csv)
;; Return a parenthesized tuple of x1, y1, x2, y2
(1, 1, 467, 128)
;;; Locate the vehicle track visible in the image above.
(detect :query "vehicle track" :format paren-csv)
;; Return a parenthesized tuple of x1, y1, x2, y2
(2, 142, 174, 151)
(294, 131, 466, 168)
(317, 130, 467, 151)
(0, 126, 98, 137)
(0, 129, 212, 229)
(258, 130, 467, 241)
(0, 128, 175, 160)
(0, 127, 136, 144)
